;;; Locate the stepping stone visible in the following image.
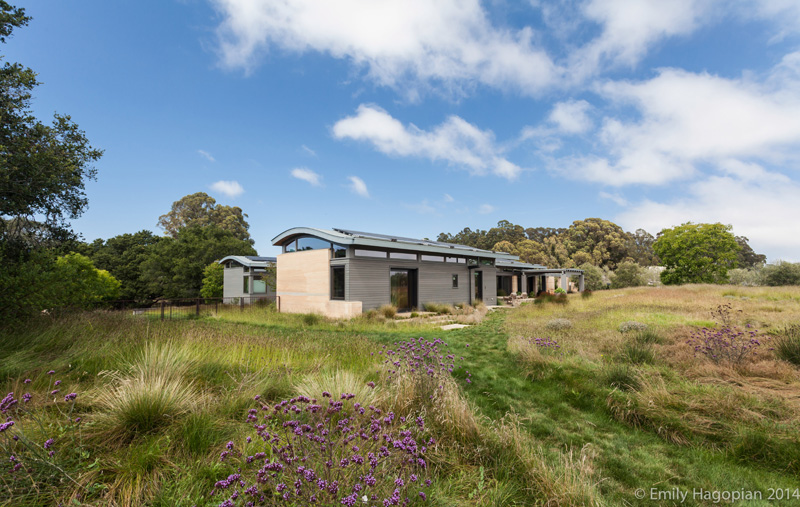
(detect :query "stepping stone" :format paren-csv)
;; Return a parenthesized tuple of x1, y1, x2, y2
(440, 324, 471, 330)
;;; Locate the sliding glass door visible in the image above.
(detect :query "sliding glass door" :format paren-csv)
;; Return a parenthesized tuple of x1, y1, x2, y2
(390, 269, 417, 311)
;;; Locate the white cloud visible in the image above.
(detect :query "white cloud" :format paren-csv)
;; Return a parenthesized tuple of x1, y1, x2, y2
(290, 167, 322, 186)
(478, 203, 495, 214)
(598, 191, 628, 206)
(548, 64, 800, 186)
(198, 149, 216, 162)
(443, 193, 455, 203)
(300, 144, 317, 157)
(333, 104, 522, 180)
(209, 180, 244, 198)
(616, 167, 800, 262)
(548, 99, 593, 134)
(347, 176, 369, 197)
(210, 0, 558, 96)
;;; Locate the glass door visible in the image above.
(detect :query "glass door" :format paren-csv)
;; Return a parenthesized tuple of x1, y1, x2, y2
(474, 271, 483, 302)
(390, 269, 417, 310)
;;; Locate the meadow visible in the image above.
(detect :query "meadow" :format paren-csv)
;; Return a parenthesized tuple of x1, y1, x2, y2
(1, 285, 800, 506)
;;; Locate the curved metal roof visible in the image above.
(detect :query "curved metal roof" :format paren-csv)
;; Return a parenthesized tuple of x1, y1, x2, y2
(218, 255, 276, 268)
(271, 226, 519, 260)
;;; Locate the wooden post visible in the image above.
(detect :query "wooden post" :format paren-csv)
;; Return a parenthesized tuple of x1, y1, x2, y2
(160, 301, 165, 320)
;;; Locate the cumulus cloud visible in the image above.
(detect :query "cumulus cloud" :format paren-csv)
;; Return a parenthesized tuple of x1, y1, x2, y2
(291, 167, 322, 186)
(548, 99, 593, 134)
(198, 149, 216, 162)
(333, 104, 522, 180)
(547, 64, 800, 186)
(210, 0, 558, 96)
(347, 176, 369, 197)
(616, 167, 800, 261)
(478, 203, 495, 214)
(209, 180, 244, 198)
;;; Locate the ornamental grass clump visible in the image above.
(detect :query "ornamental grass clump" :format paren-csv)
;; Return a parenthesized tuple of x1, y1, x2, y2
(773, 324, 800, 367)
(214, 392, 433, 506)
(686, 304, 767, 365)
(1, 372, 87, 504)
(544, 318, 572, 331)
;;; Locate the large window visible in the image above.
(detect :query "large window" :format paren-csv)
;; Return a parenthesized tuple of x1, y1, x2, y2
(253, 275, 267, 294)
(242, 276, 249, 293)
(331, 267, 345, 300)
(297, 236, 330, 251)
(333, 244, 347, 258)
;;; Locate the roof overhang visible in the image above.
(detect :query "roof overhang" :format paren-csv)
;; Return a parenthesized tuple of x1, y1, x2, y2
(271, 227, 519, 260)
(218, 255, 276, 268)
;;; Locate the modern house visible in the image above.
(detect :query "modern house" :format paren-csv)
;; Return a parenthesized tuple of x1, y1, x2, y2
(218, 255, 277, 302)
(269, 227, 584, 318)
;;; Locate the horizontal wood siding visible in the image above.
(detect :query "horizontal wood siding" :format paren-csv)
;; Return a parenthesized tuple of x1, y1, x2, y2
(347, 258, 471, 310)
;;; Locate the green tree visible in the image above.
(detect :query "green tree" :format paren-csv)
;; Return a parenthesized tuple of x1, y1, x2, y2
(52, 253, 120, 308)
(611, 262, 645, 289)
(157, 192, 253, 243)
(200, 261, 224, 299)
(491, 240, 518, 255)
(653, 223, 741, 285)
(579, 263, 605, 291)
(141, 225, 256, 298)
(735, 236, 766, 269)
(0, 3, 102, 323)
(762, 261, 800, 286)
(87, 230, 162, 300)
(562, 218, 631, 269)
(627, 229, 659, 266)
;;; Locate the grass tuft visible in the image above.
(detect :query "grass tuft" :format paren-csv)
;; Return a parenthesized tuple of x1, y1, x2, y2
(774, 324, 800, 366)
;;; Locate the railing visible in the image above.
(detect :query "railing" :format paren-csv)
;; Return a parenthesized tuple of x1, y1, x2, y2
(92, 296, 279, 320)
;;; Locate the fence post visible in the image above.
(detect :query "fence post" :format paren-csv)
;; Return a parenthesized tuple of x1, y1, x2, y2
(196, 298, 200, 317)
(240, 297, 245, 312)
(160, 301, 165, 320)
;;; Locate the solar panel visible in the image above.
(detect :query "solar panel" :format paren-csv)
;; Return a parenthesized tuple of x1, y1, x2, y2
(333, 228, 491, 252)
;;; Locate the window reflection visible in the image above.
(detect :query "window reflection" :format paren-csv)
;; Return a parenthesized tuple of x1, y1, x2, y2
(332, 267, 345, 299)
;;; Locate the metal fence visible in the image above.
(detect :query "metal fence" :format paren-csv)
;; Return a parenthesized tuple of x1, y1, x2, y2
(94, 296, 279, 320)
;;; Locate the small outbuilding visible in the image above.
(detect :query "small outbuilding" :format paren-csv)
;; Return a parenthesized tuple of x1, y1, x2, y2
(218, 255, 277, 303)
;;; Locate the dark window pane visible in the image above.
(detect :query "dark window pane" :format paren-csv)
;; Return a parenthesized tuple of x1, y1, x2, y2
(452, 274, 458, 288)
(243, 276, 249, 293)
(297, 236, 331, 251)
(390, 269, 410, 309)
(332, 267, 345, 300)
(333, 243, 347, 258)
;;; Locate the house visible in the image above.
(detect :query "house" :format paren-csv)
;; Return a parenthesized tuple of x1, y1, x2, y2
(270, 227, 584, 318)
(218, 255, 277, 303)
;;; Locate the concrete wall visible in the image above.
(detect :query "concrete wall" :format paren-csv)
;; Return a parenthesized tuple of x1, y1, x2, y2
(277, 249, 362, 318)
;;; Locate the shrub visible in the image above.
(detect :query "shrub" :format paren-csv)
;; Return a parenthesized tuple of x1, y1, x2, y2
(581, 289, 593, 299)
(602, 364, 640, 391)
(618, 321, 647, 333)
(215, 392, 434, 506)
(727, 268, 763, 286)
(578, 263, 604, 291)
(686, 304, 767, 364)
(774, 324, 800, 366)
(379, 304, 397, 319)
(301, 313, 323, 326)
(422, 302, 452, 315)
(545, 318, 572, 331)
(554, 287, 566, 295)
(762, 261, 800, 286)
(610, 262, 645, 289)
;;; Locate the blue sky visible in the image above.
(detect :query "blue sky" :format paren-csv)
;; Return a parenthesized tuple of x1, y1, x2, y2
(8, 0, 800, 260)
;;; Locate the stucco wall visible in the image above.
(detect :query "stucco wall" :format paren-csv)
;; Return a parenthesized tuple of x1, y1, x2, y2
(277, 249, 362, 318)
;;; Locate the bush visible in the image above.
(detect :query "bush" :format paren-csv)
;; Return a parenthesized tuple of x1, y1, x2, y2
(611, 262, 645, 289)
(378, 304, 397, 318)
(687, 304, 767, 364)
(215, 392, 434, 506)
(727, 268, 763, 286)
(301, 313, 323, 326)
(581, 289, 593, 299)
(618, 321, 647, 333)
(554, 287, 566, 295)
(762, 261, 800, 286)
(774, 325, 800, 366)
(545, 318, 572, 331)
(578, 263, 604, 291)
(423, 302, 453, 314)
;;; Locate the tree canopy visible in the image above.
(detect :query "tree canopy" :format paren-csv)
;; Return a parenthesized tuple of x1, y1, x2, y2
(653, 223, 741, 285)
(157, 192, 253, 244)
(87, 230, 163, 300)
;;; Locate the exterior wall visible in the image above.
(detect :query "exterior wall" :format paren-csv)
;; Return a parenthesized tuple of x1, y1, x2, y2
(223, 266, 247, 299)
(223, 265, 276, 302)
(477, 267, 497, 305)
(347, 257, 471, 311)
(277, 249, 362, 318)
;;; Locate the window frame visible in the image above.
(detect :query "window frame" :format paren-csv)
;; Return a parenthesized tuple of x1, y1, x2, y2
(331, 266, 345, 300)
